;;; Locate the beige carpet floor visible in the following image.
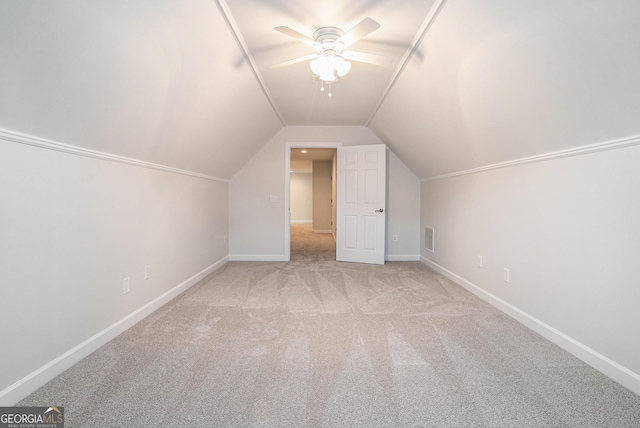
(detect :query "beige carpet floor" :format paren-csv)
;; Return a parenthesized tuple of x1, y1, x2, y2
(19, 225, 640, 426)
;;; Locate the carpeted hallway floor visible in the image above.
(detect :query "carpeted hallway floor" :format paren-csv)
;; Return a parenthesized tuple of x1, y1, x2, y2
(19, 225, 640, 426)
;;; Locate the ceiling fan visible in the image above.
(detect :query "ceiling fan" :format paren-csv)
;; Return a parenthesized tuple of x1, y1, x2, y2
(273, 18, 389, 87)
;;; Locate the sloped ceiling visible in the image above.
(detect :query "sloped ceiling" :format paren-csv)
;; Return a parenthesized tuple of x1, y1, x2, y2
(369, 0, 640, 179)
(2, 1, 639, 180)
(222, 0, 437, 125)
(0, 0, 282, 179)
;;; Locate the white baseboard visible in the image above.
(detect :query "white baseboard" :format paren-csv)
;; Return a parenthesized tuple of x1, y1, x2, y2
(386, 254, 421, 261)
(420, 256, 640, 397)
(0, 256, 229, 406)
(312, 230, 332, 234)
(290, 220, 312, 224)
(229, 254, 288, 262)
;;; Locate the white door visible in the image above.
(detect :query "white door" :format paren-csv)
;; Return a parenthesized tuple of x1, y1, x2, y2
(336, 144, 386, 264)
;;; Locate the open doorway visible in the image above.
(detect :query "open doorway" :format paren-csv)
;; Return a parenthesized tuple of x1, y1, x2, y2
(284, 143, 341, 261)
(290, 147, 336, 260)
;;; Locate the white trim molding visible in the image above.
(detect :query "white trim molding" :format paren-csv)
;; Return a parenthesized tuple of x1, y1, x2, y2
(0, 128, 229, 183)
(420, 256, 640, 397)
(213, 0, 285, 126)
(229, 255, 289, 262)
(229, 253, 420, 262)
(421, 134, 640, 182)
(366, 0, 448, 125)
(0, 257, 229, 406)
(386, 255, 421, 262)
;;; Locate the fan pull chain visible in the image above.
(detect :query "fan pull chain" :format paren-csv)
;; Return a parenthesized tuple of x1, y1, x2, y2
(318, 79, 333, 97)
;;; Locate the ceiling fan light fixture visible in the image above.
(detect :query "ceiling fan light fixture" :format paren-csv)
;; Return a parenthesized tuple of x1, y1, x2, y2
(276, 18, 382, 95)
(333, 56, 352, 77)
(274, 17, 383, 84)
(309, 56, 326, 76)
(310, 53, 349, 82)
(311, 55, 338, 82)
(320, 68, 336, 82)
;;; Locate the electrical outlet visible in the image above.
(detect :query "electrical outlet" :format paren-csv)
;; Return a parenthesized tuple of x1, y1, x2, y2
(223, 235, 226, 244)
(144, 265, 151, 280)
(477, 256, 483, 268)
(269, 195, 277, 203)
(392, 234, 398, 242)
(503, 268, 510, 283)
(123, 277, 130, 294)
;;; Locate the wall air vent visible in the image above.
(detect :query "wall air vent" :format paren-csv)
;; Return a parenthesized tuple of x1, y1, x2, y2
(424, 227, 434, 252)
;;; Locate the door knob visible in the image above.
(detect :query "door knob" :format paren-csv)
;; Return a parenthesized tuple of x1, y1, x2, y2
(375, 208, 384, 213)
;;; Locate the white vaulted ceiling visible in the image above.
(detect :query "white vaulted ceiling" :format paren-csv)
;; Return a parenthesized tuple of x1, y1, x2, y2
(369, 0, 640, 179)
(0, 0, 283, 179)
(222, 0, 437, 125)
(1, 0, 639, 180)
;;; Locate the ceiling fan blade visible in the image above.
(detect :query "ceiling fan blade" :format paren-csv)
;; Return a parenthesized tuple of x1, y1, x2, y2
(336, 18, 380, 49)
(274, 26, 317, 47)
(270, 54, 318, 68)
(341, 51, 391, 66)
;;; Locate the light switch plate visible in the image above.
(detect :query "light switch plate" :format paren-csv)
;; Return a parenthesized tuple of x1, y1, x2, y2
(269, 195, 277, 203)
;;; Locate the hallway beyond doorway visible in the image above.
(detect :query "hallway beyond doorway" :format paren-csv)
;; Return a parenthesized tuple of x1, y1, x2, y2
(290, 224, 335, 261)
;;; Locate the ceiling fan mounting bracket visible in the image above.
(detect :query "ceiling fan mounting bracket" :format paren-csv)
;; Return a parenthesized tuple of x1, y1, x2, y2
(312, 27, 345, 53)
(313, 27, 344, 42)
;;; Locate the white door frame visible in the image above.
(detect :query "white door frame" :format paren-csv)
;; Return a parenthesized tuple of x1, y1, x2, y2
(284, 142, 342, 261)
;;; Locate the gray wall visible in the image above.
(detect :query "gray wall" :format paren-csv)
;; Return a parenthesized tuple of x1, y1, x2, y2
(229, 126, 420, 260)
(420, 143, 640, 393)
(0, 139, 229, 404)
(312, 161, 332, 232)
(290, 173, 313, 223)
